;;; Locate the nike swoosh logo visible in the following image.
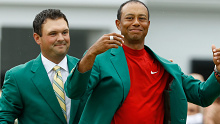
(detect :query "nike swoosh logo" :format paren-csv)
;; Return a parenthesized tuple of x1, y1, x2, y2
(151, 71, 158, 74)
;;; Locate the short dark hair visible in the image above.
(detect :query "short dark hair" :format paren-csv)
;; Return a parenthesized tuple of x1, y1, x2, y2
(117, 0, 150, 21)
(33, 9, 69, 37)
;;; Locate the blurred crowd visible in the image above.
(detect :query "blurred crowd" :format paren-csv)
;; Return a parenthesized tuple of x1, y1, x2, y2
(187, 96, 220, 124)
(186, 73, 220, 124)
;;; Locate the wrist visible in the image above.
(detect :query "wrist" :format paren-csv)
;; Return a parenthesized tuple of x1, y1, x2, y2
(87, 48, 99, 57)
(214, 65, 220, 77)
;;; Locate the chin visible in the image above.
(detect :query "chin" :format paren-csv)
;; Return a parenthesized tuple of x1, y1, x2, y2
(130, 37, 141, 41)
(55, 50, 67, 55)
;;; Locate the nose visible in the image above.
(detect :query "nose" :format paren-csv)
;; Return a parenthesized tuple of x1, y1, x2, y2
(57, 33, 64, 41)
(132, 17, 140, 27)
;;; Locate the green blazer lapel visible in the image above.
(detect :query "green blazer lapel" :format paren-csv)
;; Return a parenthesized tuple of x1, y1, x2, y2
(31, 55, 66, 123)
(67, 55, 76, 73)
(66, 55, 80, 124)
(110, 47, 130, 102)
(144, 46, 181, 78)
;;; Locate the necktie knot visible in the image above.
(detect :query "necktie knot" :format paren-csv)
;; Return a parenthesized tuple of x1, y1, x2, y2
(53, 66, 61, 73)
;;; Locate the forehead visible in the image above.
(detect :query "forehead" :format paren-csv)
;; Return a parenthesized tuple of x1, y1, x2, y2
(121, 2, 148, 16)
(41, 18, 68, 32)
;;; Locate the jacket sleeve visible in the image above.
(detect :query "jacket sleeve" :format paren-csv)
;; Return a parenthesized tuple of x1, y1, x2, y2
(182, 72, 220, 107)
(65, 59, 100, 100)
(0, 70, 23, 123)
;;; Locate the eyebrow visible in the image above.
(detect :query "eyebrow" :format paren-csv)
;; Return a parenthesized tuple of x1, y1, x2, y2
(139, 14, 147, 17)
(125, 13, 147, 17)
(63, 29, 69, 32)
(49, 28, 69, 33)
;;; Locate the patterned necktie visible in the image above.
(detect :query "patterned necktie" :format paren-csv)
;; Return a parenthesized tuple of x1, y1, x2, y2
(53, 66, 67, 120)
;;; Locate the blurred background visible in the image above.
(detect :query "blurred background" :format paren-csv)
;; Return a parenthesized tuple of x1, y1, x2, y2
(1, 0, 220, 88)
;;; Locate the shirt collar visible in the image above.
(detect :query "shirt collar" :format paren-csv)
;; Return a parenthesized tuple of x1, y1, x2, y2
(41, 54, 68, 73)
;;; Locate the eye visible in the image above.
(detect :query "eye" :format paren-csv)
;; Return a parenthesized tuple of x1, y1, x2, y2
(49, 32, 56, 36)
(126, 17, 133, 20)
(139, 17, 147, 21)
(62, 30, 69, 35)
(63, 31, 68, 35)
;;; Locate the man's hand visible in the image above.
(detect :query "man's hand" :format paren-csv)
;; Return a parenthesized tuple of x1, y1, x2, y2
(87, 33, 124, 57)
(212, 45, 220, 82)
(78, 33, 124, 73)
(169, 59, 173, 62)
(212, 45, 220, 71)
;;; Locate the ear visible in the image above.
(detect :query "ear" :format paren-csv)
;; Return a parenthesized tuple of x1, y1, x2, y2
(148, 21, 151, 28)
(33, 33, 41, 45)
(115, 19, 121, 31)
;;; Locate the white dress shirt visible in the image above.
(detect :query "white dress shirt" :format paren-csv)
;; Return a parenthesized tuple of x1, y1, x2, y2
(41, 54, 71, 124)
(186, 113, 203, 124)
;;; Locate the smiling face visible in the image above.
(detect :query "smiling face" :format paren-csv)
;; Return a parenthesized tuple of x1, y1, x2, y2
(116, 2, 150, 46)
(34, 18, 70, 63)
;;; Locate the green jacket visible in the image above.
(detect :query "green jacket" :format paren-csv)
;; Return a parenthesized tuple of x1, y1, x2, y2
(0, 54, 89, 124)
(65, 46, 220, 124)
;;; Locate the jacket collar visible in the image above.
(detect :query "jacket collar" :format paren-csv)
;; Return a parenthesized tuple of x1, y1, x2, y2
(143, 45, 181, 79)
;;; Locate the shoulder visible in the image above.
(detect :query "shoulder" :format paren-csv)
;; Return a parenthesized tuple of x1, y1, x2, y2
(7, 59, 35, 74)
(94, 49, 115, 64)
(67, 55, 79, 61)
(3, 59, 35, 84)
(144, 46, 173, 64)
(145, 45, 183, 73)
(66, 55, 80, 64)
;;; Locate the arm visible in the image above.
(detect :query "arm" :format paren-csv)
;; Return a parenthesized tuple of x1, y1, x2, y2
(0, 70, 23, 123)
(65, 33, 123, 99)
(182, 72, 220, 107)
(182, 45, 220, 107)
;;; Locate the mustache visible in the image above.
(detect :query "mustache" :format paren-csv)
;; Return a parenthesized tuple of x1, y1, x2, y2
(54, 41, 66, 46)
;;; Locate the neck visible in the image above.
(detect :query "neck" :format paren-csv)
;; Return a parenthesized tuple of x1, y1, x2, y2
(123, 41, 144, 50)
(51, 57, 64, 64)
(42, 53, 65, 64)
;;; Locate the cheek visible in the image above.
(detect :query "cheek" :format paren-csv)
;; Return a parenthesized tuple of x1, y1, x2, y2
(46, 37, 56, 43)
(64, 38, 70, 45)
(120, 25, 128, 33)
(63, 34, 70, 40)
(42, 38, 56, 47)
(65, 36, 70, 41)
(143, 23, 150, 29)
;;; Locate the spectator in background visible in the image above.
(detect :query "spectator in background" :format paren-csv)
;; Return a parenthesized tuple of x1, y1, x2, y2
(203, 94, 220, 124)
(186, 73, 204, 124)
(187, 102, 203, 124)
(0, 9, 89, 124)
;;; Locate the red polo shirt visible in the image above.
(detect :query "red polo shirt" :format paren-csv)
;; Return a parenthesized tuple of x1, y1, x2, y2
(111, 45, 170, 124)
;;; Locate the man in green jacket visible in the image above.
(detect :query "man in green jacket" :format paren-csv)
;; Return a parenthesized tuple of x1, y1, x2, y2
(65, 0, 220, 124)
(0, 9, 89, 124)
